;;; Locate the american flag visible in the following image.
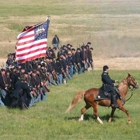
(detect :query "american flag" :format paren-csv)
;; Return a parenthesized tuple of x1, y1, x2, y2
(16, 19, 50, 63)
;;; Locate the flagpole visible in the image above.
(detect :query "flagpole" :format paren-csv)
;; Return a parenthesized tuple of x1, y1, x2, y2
(34, 16, 50, 28)
(46, 15, 51, 21)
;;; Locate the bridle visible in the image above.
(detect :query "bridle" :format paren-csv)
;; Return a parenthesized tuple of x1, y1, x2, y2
(123, 76, 139, 102)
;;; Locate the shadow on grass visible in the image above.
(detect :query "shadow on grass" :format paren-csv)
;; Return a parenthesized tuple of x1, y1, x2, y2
(65, 113, 121, 122)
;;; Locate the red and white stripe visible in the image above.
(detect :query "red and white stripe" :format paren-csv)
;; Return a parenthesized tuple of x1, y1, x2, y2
(16, 27, 47, 63)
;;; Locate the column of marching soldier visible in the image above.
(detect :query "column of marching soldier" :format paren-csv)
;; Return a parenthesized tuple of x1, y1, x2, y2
(0, 42, 93, 109)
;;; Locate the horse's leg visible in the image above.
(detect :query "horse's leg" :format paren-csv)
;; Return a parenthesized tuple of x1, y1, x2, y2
(119, 106, 131, 124)
(92, 103, 103, 124)
(108, 107, 116, 122)
(79, 104, 90, 121)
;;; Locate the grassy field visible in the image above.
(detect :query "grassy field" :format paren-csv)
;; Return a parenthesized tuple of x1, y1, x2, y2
(0, 0, 140, 57)
(0, 1, 140, 139)
(0, 70, 140, 140)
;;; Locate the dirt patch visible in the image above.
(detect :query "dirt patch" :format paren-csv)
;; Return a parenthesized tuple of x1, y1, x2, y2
(0, 57, 140, 70)
(94, 57, 140, 70)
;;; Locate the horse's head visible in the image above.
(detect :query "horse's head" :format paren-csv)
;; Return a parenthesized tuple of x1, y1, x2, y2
(126, 73, 139, 89)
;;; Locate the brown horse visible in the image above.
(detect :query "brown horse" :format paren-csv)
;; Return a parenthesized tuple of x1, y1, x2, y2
(66, 73, 139, 124)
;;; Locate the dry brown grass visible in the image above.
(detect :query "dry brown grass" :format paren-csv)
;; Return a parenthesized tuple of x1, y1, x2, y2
(0, 0, 140, 69)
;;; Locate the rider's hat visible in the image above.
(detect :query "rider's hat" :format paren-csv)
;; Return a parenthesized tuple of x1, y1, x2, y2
(103, 65, 109, 71)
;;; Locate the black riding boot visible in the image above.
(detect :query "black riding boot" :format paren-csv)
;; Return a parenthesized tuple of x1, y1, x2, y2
(111, 94, 118, 108)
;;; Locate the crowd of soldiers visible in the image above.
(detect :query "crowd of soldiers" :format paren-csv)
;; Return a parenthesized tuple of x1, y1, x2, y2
(0, 42, 93, 109)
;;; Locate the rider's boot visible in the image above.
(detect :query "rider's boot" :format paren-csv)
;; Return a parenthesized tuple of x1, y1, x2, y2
(111, 94, 118, 108)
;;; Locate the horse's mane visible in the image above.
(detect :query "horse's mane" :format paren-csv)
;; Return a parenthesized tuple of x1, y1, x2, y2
(118, 77, 130, 97)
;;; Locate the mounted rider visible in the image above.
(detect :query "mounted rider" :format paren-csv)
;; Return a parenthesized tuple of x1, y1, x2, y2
(101, 65, 120, 107)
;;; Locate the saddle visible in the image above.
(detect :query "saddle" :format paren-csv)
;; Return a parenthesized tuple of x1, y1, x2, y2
(94, 86, 125, 104)
(94, 88, 111, 101)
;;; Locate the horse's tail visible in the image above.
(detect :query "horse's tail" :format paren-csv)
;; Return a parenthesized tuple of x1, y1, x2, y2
(65, 90, 85, 113)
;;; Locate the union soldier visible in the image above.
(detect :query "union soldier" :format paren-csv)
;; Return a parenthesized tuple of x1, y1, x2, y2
(6, 53, 14, 67)
(52, 35, 60, 50)
(11, 75, 31, 109)
(75, 48, 82, 73)
(49, 47, 56, 59)
(67, 51, 74, 78)
(55, 57, 63, 85)
(10, 67, 20, 88)
(80, 46, 88, 72)
(0, 69, 8, 100)
(87, 46, 94, 71)
(71, 48, 78, 74)
(45, 57, 57, 85)
(101, 65, 119, 107)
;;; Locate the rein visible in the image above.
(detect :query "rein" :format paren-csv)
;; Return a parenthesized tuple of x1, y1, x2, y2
(125, 88, 134, 102)
(120, 79, 135, 103)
